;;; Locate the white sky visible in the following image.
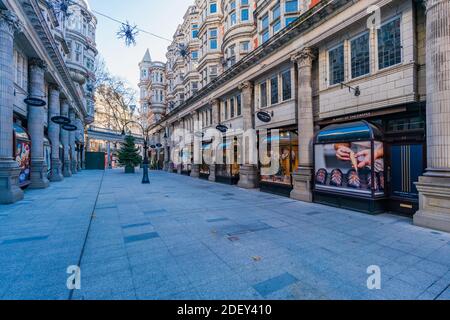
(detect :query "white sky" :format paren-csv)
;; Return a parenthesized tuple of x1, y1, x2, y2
(90, 0, 193, 93)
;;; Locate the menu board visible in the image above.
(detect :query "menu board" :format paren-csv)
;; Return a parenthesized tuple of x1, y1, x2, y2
(314, 141, 385, 197)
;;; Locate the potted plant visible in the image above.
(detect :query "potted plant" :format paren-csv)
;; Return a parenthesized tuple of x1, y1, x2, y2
(117, 135, 142, 174)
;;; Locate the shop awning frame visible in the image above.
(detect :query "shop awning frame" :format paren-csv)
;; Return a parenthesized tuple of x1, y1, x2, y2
(315, 120, 383, 144)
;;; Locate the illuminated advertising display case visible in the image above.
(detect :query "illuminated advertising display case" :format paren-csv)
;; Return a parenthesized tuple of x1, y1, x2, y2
(314, 121, 386, 213)
(13, 124, 31, 188)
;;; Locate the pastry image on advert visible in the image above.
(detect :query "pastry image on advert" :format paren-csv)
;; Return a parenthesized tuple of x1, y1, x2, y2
(347, 169, 361, 189)
(316, 169, 328, 185)
(330, 169, 343, 187)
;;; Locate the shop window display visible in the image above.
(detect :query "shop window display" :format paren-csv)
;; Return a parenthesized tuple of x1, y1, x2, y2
(200, 142, 212, 177)
(44, 136, 52, 179)
(215, 137, 240, 183)
(181, 146, 192, 174)
(260, 130, 298, 186)
(13, 124, 31, 188)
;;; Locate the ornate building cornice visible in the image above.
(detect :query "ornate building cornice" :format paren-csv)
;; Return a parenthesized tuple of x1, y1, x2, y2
(0, 9, 21, 35)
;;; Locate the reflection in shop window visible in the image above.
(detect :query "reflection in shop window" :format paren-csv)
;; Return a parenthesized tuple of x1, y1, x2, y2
(351, 32, 370, 78)
(270, 76, 279, 105)
(329, 44, 344, 85)
(260, 131, 298, 186)
(285, 0, 298, 13)
(378, 17, 402, 70)
(282, 70, 292, 101)
(260, 82, 268, 108)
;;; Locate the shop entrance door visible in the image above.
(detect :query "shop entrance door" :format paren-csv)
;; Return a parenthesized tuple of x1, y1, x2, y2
(388, 143, 424, 215)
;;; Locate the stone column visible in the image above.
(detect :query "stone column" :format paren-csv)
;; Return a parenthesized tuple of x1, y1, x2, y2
(209, 99, 220, 182)
(290, 48, 316, 202)
(237, 81, 259, 189)
(0, 10, 23, 204)
(69, 110, 78, 174)
(414, 0, 450, 233)
(191, 111, 200, 178)
(28, 58, 49, 189)
(60, 100, 72, 177)
(48, 85, 63, 181)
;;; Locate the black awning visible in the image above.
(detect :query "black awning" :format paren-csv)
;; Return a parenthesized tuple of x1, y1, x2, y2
(316, 120, 383, 144)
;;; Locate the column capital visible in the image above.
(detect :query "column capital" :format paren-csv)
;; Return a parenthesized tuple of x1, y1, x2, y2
(238, 81, 253, 91)
(209, 98, 220, 107)
(291, 47, 317, 68)
(424, 0, 450, 12)
(0, 10, 21, 35)
(29, 58, 47, 72)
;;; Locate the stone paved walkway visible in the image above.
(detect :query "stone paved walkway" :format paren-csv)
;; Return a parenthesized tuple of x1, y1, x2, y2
(0, 169, 449, 300)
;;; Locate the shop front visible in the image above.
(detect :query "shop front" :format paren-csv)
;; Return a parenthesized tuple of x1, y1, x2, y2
(259, 129, 299, 197)
(215, 137, 240, 185)
(44, 136, 51, 179)
(181, 145, 192, 176)
(157, 148, 164, 170)
(13, 123, 31, 189)
(314, 104, 426, 215)
(200, 141, 212, 180)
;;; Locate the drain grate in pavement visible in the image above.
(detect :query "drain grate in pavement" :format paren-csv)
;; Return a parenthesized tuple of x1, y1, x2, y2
(207, 218, 229, 223)
(253, 273, 299, 298)
(57, 197, 78, 200)
(124, 232, 159, 244)
(225, 222, 273, 236)
(304, 211, 323, 216)
(144, 209, 167, 216)
(122, 222, 153, 229)
(96, 205, 117, 210)
(222, 193, 235, 197)
(228, 236, 240, 242)
(2, 235, 49, 245)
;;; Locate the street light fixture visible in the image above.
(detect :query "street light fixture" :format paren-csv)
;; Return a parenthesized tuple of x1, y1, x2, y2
(121, 120, 151, 184)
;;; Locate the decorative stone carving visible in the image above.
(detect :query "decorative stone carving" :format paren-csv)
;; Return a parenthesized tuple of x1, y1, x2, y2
(291, 47, 317, 68)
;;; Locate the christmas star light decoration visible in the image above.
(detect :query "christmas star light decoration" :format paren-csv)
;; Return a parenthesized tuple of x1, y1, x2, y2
(117, 21, 139, 47)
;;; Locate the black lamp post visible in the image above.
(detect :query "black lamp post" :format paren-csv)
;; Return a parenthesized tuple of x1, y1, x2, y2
(121, 121, 151, 184)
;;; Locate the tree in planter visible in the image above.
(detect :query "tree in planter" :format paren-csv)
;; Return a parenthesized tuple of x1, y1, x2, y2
(117, 135, 142, 173)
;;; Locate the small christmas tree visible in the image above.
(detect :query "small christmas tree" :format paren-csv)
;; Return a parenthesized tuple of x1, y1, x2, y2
(117, 135, 142, 173)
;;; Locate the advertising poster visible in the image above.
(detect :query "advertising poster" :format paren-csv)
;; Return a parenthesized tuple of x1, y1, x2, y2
(315, 141, 385, 196)
(16, 141, 31, 186)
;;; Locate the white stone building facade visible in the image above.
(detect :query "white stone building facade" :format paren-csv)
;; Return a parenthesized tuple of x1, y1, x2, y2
(0, 0, 97, 204)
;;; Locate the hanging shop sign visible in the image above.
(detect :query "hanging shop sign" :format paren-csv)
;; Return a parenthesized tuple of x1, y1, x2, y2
(62, 124, 78, 132)
(216, 124, 228, 133)
(156, 143, 163, 148)
(257, 111, 272, 123)
(51, 116, 71, 125)
(24, 97, 46, 107)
